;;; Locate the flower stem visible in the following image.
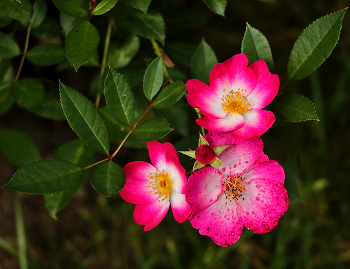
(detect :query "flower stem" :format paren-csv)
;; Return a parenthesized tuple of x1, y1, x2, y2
(95, 13, 113, 108)
(82, 157, 110, 170)
(281, 80, 289, 91)
(14, 193, 28, 269)
(0, 24, 31, 105)
(109, 102, 153, 160)
(150, 39, 173, 83)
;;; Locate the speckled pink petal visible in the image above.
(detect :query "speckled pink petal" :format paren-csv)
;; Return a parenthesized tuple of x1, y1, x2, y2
(247, 60, 279, 110)
(231, 109, 276, 139)
(244, 160, 285, 184)
(148, 141, 167, 171)
(189, 195, 243, 247)
(133, 198, 170, 231)
(196, 113, 246, 132)
(165, 151, 187, 194)
(210, 54, 256, 96)
(120, 161, 158, 204)
(238, 178, 288, 234)
(187, 79, 225, 118)
(186, 166, 225, 216)
(170, 189, 192, 223)
(205, 131, 242, 148)
(212, 137, 264, 178)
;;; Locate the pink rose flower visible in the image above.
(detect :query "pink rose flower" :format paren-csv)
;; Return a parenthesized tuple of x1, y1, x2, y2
(186, 132, 288, 247)
(120, 141, 191, 231)
(186, 54, 279, 138)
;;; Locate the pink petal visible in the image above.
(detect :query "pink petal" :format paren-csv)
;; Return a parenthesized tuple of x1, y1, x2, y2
(196, 113, 246, 132)
(238, 178, 288, 234)
(186, 79, 225, 118)
(148, 141, 167, 171)
(186, 166, 225, 216)
(170, 189, 192, 223)
(120, 161, 158, 204)
(189, 195, 243, 247)
(205, 131, 242, 148)
(244, 160, 285, 184)
(210, 54, 256, 96)
(213, 137, 264, 178)
(133, 198, 170, 231)
(247, 60, 279, 110)
(231, 109, 276, 139)
(165, 151, 187, 194)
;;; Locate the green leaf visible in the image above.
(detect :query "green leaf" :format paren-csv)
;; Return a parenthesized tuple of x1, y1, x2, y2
(104, 68, 135, 126)
(45, 139, 95, 219)
(270, 93, 319, 122)
(191, 39, 218, 85)
(0, 128, 41, 166)
(26, 44, 65, 66)
(100, 107, 146, 148)
(241, 22, 274, 71)
(165, 41, 196, 67)
(92, 0, 119, 15)
(143, 56, 163, 101)
(13, 78, 45, 109)
(60, 11, 87, 36)
(3, 159, 82, 194)
(202, 0, 227, 16)
(31, 0, 46, 28)
(28, 79, 65, 120)
(59, 82, 110, 154)
(133, 118, 172, 141)
(114, 2, 165, 44)
(153, 81, 186, 109)
(126, 0, 152, 13)
(288, 8, 347, 80)
(0, 33, 21, 59)
(51, 0, 88, 17)
(91, 161, 125, 196)
(65, 21, 100, 71)
(0, 83, 14, 116)
(107, 33, 140, 69)
(0, 0, 32, 23)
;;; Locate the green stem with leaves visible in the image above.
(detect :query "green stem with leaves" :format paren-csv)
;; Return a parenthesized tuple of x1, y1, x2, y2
(14, 193, 28, 269)
(0, 24, 31, 104)
(95, 13, 113, 108)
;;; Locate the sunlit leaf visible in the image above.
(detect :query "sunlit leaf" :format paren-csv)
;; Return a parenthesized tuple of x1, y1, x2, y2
(0, 128, 41, 166)
(51, 0, 88, 17)
(91, 161, 125, 196)
(13, 78, 45, 109)
(0, 33, 21, 59)
(143, 56, 163, 101)
(0, 0, 32, 23)
(134, 118, 172, 141)
(45, 139, 95, 219)
(104, 68, 135, 126)
(288, 8, 347, 80)
(114, 2, 165, 44)
(153, 81, 186, 109)
(241, 22, 274, 71)
(31, 0, 46, 28)
(126, 0, 152, 13)
(27, 44, 65, 66)
(270, 93, 319, 122)
(65, 21, 100, 71)
(202, 0, 226, 16)
(3, 159, 82, 194)
(191, 39, 218, 85)
(60, 82, 110, 154)
(92, 0, 119, 15)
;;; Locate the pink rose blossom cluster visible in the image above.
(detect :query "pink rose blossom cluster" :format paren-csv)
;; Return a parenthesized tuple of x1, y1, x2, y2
(119, 54, 289, 247)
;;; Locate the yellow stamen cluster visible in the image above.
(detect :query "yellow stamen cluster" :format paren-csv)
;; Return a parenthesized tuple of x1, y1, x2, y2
(221, 89, 251, 114)
(223, 176, 245, 203)
(148, 170, 172, 202)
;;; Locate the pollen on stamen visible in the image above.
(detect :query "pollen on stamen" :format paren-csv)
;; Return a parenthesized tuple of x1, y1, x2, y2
(221, 89, 251, 114)
(148, 170, 172, 202)
(222, 176, 245, 203)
